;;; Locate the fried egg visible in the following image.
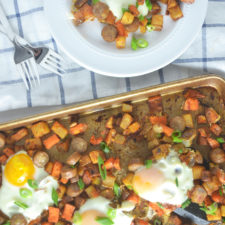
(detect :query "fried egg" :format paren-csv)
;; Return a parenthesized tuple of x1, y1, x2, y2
(73, 196, 135, 225)
(132, 151, 194, 205)
(101, 0, 148, 19)
(0, 151, 58, 221)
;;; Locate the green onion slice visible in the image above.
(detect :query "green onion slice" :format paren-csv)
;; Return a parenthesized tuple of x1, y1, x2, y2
(95, 216, 114, 225)
(146, 0, 153, 11)
(146, 24, 155, 32)
(14, 201, 28, 209)
(200, 202, 218, 215)
(113, 183, 121, 198)
(52, 188, 58, 206)
(100, 142, 110, 154)
(157, 202, 164, 209)
(175, 177, 179, 187)
(138, 15, 145, 21)
(107, 208, 116, 220)
(19, 188, 32, 199)
(181, 199, 191, 209)
(136, 39, 149, 48)
(92, 0, 99, 4)
(131, 37, 138, 50)
(3, 221, 10, 225)
(27, 179, 38, 189)
(98, 155, 107, 180)
(145, 159, 152, 169)
(154, 219, 162, 225)
(216, 137, 225, 143)
(78, 178, 85, 190)
(73, 212, 82, 225)
(172, 131, 183, 143)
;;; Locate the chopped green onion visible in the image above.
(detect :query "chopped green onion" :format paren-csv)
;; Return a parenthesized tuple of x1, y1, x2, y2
(27, 179, 38, 189)
(95, 217, 114, 225)
(3, 221, 10, 225)
(71, 165, 76, 168)
(219, 188, 223, 196)
(136, 2, 139, 8)
(14, 201, 28, 209)
(100, 142, 110, 154)
(78, 178, 85, 190)
(175, 177, 179, 187)
(181, 199, 191, 209)
(200, 202, 218, 215)
(131, 37, 138, 50)
(146, 0, 153, 11)
(216, 137, 225, 143)
(126, 185, 133, 190)
(107, 208, 116, 220)
(172, 131, 183, 143)
(122, 8, 129, 14)
(52, 188, 58, 206)
(157, 202, 164, 209)
(113, 183, 121, 198)
(98, 155, 107, 180)
(145, 159, 152, 169)
(92, 0, 99, 4)
(138, 15, 145, 21)
(154, 219, 162, 225)
(19, 188, 32, 199)
(178, 149, 183, 154)
(146, 24, 155, 32)
(223, 217, 225, 223)
(73, 212, 82, 225)
(136, 39, 149, 48)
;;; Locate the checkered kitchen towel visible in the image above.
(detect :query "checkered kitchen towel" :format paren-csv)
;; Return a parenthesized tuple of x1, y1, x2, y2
(0, 0, 224, 112)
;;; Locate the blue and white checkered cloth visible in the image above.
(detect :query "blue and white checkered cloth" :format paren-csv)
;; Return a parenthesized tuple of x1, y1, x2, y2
(0, 0, 225, 112)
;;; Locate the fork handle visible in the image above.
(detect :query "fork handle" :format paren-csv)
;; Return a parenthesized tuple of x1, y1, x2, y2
(0, 3, 16, 41)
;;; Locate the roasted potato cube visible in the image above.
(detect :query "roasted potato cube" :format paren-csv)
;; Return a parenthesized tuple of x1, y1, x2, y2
(85, 185, 99, 198)
(122, 103, 133, 113)
(89, 150, 105, 164)
(105, 128, 116, 145)
(169, 5, 183, 21)
(205, 107, 221, 124)
(168, 0, 178, 9)
(122, 173, 134, 189)
(51, 121, 68, 139)
(182, 114, 194, 128)
(11, 128, 28, 142)
(25, 138, 42, 150)
(105, 116, 113, 129)
(207, 208, 221, 221)
(92, 177, 101, 186)
(114, 134, 126, 144)
(151, 15, 163, 31)
(221, 205, 225, 217)
(121, 12, 134, 25)
(102, 175, 116, 188)
(31, 121, 50, 138)
(116, 36, 126, 49)
(120, 113, 133, 129)
(140, 25, 147, 34)
(123, 122, 140, 135)
(79, 155, 91, 167)
(190, 185, 207, 204)
(203, 176, 220, 195)
(57, 184, 66, 199)
(192, 165, 205, 180)
(151, 2, 161, 15)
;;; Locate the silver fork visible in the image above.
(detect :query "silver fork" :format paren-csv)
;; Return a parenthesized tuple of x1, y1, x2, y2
(0, 4, 39, 89)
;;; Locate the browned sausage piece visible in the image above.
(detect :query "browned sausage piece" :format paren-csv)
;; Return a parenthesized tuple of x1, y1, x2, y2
(73, 11, 85, 26)
(75, 0, 88, 8)
(67, 152, 81, 166)
(61, 165, 77, 179)
(126, 17, 139, 32)
(67, 183, 83, 197)
(167, 214, 182, 225)
(74, 196, 86, 209)
(0, 133, 6, 148)
(128, 158, 144, 172)
(71, 137, 88, 153)
(169, 116, 186, 132)
(93, 2, 109, 21)
(190, 185, 207, 204)
(210, 148, 225, 164)
(10, 214, 27, 225)
(101, 25, 118, 42)
(33, 151, 49, 168)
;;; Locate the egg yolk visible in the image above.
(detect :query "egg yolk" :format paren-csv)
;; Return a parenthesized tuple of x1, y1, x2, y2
(133, 167, 165, 195)
(4, 153, 35, 186)
(80, 210, 106, 225)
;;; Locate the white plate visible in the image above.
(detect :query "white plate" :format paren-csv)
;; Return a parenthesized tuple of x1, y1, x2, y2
(44, 0, 208, 77)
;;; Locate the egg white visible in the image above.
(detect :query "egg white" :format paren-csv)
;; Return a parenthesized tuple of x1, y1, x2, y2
(75, 196, 134, 225)
(134, 150, 194, 205)
(0, 151, 58, 221)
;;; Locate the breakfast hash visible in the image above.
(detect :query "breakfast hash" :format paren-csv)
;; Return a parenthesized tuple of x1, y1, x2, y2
(0, 87, 225, 225)
(72, 0, 195, 49)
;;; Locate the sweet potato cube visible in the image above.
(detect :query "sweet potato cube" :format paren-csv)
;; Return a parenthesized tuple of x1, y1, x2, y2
(207, 208, 221, 221)
(85, 185, 99, 198)
(151, 15, 163, 31)
(169, 5, 183, 21)
(116, 36, 126, 49)
(89, 150, 105, 164)
(121, 12, 134, 25)
(114, 134, 126, 144)
(62, 204, 75, 221)
(31, 122, 50, 138)
(192, 165, 205, 180)
(48, 207, 59, 223)
(11, 128, 28, 142)
(120, 113, 133, 129)
(102, 175, 116, 188)
(183, 114, 194, 128)
(106, 116, 113, 129)
(51, 161, 63, 179)
(43, 134, 60, 150)
(70, 123, 88, 135)
(122, 103, 133, 113)
(205, 108, 221, 124)
(25, 138, 42, 150)
(51, 121, 68, 139)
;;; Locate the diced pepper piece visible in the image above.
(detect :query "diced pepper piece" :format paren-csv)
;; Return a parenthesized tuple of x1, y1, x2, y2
(106, 11, 116, 25)
(149, 202, 164, 216)
(183, 98, 199, 111)
(43, 134, 60, 150)
(62, 204, 75, 221)
(48, 207, 59, 223)
(90, 135, 103, 145)
(31, 122, 50, 138)
(51, 121, 68, 139)
(3, 148, 14, 157)
(205, 108, 221, 124)
(135, 219, 149, 225)
(161, 124, 174, 137)
(211, 190, 224, 203)
(11, 128, 28, 142)
(51, 161, 63, 179)
(197, 115, 207, 124)
(105, 116, 113, 129)
(70, 123, 88, 135)
(116, 21, 127, 37)
(210, 124, 222, 136)
(60, 178, 68, 184)
(207, 138, 220, 149)
(198, 127, 209, 137)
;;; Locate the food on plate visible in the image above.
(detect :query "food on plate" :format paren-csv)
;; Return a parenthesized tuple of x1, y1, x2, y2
(71, 0, 195, 49)
(0, 86, 225, 224)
